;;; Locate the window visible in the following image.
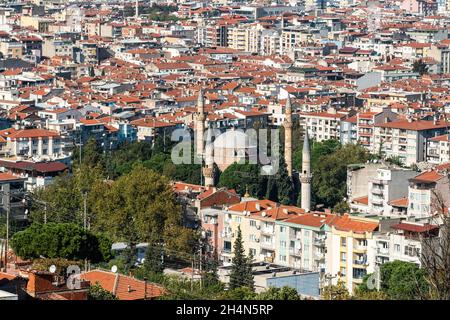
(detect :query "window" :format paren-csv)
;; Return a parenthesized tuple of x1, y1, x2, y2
(340, 252, 347, 262)
(280, 226, 286, 233)
(340, 267, 346, 277)
(394, 244, 400, 252)
(249, 234, 256, 242)
(249, 220, 257, 227)
(250, 248, 256, 256)
(279, 255, 287, 262)
(280, 241, 286, 248)
(341, 237, 347, 247)
(223, 241, 232, 252)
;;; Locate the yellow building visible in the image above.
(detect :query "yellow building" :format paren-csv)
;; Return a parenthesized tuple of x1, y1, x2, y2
(325, 214, 379, 293)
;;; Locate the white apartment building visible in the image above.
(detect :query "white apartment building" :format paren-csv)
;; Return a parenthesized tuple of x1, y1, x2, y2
(277, 213, 330, 272)
(427, 134, 450, 164)
(368, 167, 417, 216)
(2, 128, 65, 161)
(373, 220, 439, 268)
(373, 119, 449, 167)
(408, 164, 450, 219)
(300, 111, 346, 142)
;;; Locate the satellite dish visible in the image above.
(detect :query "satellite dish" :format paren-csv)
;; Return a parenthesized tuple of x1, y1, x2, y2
(49, 265, 57, 273)
(111, 265, 118, 273)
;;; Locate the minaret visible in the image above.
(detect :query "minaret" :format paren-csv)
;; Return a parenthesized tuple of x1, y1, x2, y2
(135, 0, 139, 19)
(300, 131, 312, 212)
(203, 129, 215, 187)
(283, 96, 293, 177)
(196, 89, 205, 156)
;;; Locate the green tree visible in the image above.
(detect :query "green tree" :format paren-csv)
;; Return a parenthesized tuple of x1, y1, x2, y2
(412, 59, 428, 75)
(91, 165, 198, 254)
(321, 279, 351, 300)
(218, 163, 266, 198)
(29, 165, 105, 226)
(379, 260, 428, 300)
(88, 282, 117, 300)
(229, 226, 254, 290)
(142, 235, 165, 276)
(10, 223, 112, 263)
(220, 286, 256, 300)
(72, 137, 105, 170)
(253, 286, 302, 300)
(312, 143, 369, 208)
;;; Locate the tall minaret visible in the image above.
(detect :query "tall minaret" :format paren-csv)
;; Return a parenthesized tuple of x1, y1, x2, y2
(283, 96, 293, 177)
(203, 129, 215, 187)
(196, 89, 205, 156)
(135, 0, 139, 19)
(301, 131, 312, 212)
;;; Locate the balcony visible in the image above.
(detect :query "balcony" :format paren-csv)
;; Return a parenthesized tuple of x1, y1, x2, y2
(371, 188, 384, 195)
(313, 237, 325, 246)
(353, 259, 368, 267)
(353, 244, 367, 253)
(314, 252, 325, 261)
(376, 247, 389, 256)
(289, 247, 302, 256)
(260, 241, 275, 250)
(261, 227, 275, 235)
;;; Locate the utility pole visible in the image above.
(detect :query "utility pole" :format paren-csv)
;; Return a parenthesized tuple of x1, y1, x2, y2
(199, 246, 203, 290)
(83, 191, 87, 272)
(4, 191, 10, 273)
(191, 254, 194, 292)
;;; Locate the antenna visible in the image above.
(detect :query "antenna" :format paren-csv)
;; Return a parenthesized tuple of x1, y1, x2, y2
(49, 265, 57, 273)
(111, 265, 118, 273)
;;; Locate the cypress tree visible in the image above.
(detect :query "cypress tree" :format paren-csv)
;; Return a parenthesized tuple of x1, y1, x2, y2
(229, 226, 254, 290)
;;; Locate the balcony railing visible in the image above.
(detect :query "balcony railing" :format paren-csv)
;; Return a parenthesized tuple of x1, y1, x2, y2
(289, 248, 302, 256)
(377, 247, 389, 255)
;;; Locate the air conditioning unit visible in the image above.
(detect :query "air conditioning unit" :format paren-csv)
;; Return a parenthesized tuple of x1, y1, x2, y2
(256, 239, 260, 243)
(256, 226, 260, 230)
(231, 233, 235, 237)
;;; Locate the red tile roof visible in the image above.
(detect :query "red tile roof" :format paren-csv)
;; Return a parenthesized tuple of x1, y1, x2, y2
(331, 214, 378, 233)
(80, 270, 165, 300)
(391, 223, 438, 233)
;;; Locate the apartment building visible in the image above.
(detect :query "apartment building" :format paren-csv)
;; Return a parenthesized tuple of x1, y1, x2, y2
(227, 25, 262, 53)
(426, 133, 450, 164)
(277, 213, 332, 272)
(373, 119, 450, 166)
(340, 115, 357, 145)
(367, 167, 417, 216)
(325, 214, 379, 294)
(374, 220, 439, 268)
(407, 163, 450, 219)
(356, 109, 398, 152)
(216, 200, 304, 265)
(0, 172, 27, 221)
(1, 128, 65, 161)
(300, 111, 345, 142)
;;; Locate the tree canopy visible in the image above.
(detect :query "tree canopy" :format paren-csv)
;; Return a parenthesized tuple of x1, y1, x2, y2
(10, 223, 112, 263)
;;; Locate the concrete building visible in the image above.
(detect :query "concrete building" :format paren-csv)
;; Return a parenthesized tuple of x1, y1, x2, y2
(367, 167, 417, 216)
(373, 119, 450, 166)
(427, 134, 450, 164)
(325, 214, 379, 294)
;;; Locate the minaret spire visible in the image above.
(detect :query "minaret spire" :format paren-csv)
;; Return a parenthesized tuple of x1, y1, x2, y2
(203, 129, 215, 187)
(196, 89, 205, 156)
(283, 95, 293, 177)
(301, 130, 312, 212)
